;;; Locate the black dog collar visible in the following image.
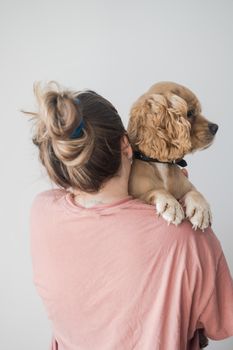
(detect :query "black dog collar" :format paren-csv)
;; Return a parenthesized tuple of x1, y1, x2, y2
(133, 150, 187, 167)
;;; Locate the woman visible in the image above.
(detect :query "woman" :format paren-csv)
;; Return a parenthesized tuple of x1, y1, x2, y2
(27, 81, 233, 350)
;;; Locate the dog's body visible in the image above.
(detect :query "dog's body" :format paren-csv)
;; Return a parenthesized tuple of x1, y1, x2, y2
(127, 82, 218, 231)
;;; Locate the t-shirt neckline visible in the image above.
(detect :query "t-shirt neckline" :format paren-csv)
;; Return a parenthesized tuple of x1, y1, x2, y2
(64, 192, 135, 211)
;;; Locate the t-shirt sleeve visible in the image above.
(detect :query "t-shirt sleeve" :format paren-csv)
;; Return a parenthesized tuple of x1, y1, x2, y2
(197, 251, 233, 340)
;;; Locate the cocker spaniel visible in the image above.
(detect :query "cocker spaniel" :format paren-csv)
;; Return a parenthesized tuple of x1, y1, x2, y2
(127, 81, 218, 231)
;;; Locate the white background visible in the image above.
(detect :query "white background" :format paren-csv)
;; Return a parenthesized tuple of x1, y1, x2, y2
(1, 0, 232, 349)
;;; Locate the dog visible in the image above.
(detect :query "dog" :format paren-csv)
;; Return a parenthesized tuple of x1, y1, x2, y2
(127, 81, 218, 231)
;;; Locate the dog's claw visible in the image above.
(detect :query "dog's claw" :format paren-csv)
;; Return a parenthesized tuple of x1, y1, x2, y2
(182, 191, 212, 232)
(154, 192, 185, 226)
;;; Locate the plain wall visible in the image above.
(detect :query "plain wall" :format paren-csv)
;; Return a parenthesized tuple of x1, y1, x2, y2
(1, 0, 232, 349)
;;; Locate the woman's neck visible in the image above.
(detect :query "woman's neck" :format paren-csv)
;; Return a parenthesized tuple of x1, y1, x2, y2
(71, 170, 130, 208)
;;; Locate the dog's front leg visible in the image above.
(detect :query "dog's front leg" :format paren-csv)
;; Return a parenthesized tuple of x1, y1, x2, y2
(140, 189, 185, 226)
(180, 189, 212, 231)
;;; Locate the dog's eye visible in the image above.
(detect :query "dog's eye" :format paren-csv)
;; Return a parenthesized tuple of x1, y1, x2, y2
(187, 109, 195, 119)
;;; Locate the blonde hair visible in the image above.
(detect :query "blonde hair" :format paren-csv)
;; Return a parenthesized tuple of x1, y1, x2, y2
(23, 81, 127, 192)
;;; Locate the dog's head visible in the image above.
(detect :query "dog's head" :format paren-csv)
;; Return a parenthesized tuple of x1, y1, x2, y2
(127, 81, 218, 162)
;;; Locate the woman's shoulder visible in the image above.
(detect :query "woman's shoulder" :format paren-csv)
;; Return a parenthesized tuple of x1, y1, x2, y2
(133, 202, 222, 260)
(118, 197, 223, 265)
(161, 219, 223, 269)
(32, 188, 66, 203)
(30, 188, 67, 215)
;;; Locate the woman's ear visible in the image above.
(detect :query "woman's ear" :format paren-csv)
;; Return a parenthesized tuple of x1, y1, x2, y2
(121, 134, 133, 159)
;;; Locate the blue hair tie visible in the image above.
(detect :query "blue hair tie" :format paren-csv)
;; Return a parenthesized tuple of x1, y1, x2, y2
(75, 97, 81, 105)
(70, 120, 85, 139)
(69, 97, 84, 139)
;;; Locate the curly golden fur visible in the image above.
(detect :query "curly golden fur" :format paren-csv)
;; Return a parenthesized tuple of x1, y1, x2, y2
(127, 81, 218, 229)
(128, 81, 218, 161)
(128, 93, 192, 161)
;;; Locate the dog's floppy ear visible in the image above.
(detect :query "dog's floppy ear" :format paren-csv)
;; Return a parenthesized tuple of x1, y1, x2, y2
(127, 93, 192, 161)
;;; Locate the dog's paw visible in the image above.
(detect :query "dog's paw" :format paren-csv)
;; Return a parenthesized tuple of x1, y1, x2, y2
(181, 190, 212, 231)
(154, 191, 185, 226)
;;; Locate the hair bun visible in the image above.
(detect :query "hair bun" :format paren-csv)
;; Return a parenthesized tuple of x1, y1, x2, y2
(34, 80, 83, 140)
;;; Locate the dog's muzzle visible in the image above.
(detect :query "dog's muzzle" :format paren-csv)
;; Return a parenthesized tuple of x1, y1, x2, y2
(208, 123, 218, 135)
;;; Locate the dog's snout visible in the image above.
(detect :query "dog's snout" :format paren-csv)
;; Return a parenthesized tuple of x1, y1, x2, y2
(208, 123, 218, 135)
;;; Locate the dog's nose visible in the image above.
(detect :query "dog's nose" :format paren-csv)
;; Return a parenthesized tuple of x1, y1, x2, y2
(208, 123, 218, 135)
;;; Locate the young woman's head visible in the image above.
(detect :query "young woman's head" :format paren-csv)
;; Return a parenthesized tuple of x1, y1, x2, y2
(24, 81, 132, 193)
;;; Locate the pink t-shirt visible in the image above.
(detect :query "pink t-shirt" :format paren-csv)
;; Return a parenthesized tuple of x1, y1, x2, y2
(29, 189, 233, 350)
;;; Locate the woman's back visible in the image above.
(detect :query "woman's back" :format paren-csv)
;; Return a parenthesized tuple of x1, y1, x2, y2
(30, 189, 233, 350)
